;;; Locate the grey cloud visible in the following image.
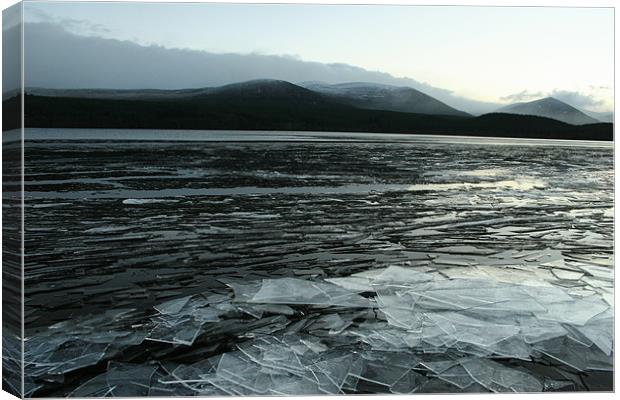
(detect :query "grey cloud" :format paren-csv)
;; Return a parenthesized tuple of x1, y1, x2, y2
(500, 88, 611, 113)
(26, 8, 112, 36)
(58, 18, 112, 35)
(549, 89, 605, 109)
(23, 22, 500, 114)
(2, 4, 22, 96)
(500, 90, 544, 103)
(24, 8, 50, 22)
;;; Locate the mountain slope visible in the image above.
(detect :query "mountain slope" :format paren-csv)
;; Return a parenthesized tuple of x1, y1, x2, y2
(300, 82, 470, 117)
(497, 97, 599, 125)
(583, 110, 614, 123)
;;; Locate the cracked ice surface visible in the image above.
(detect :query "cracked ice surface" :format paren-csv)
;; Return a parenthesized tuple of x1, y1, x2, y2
(22, 137, 613, 395)
(23, 259, 613, 396)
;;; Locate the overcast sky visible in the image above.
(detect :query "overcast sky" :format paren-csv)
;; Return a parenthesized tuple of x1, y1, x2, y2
(17, 1, 615, 112)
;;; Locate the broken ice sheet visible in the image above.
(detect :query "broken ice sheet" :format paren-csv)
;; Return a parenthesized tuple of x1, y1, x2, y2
(578, 264, 613, 281)
(355, 361, 411, 388)
(147, 316, 204, 346)
(551, 268, 585, 281)
(390, 369, 429, 394)
(534, 339, 583, 370)
(434, 245, 495, 255)
(460, 358, 542, 392)
(147, 294, 237, 346)
(574, 309, 614, 355)
(23, 309, 154, 390)
(154, 295, 193, 314)
(240, 315, 290, 338)
(535, 296, 609, 326)
(443, 265, 555, 287)
(433, 364, 476, 389)
(309, 313, 353, 334)
(106, 362, 159, 397)
(70, 373, 116, 397)
(325, 267, 389, 292)
(425, 312, 520, 348)
(373, 265, 437, 285)
(231, 277, 371, 307)
(347, 322, 421, 350)
(517, 317, 568, 344)
(324, 276, 375, 292)
(254, 304, 296, 316)
(206, 335, 364, 395)
(420, 358, 464, 374)
(236, 304, 265, 319)
(158, 358, 220, 393)
(122, 198, 178, 205)
(372, 291, 425, 330)
(216, 351, 271, 394)
(267, 379, 323, 396)
(400, 279, 547, 313)
(237, 337, 308, 375)
(543, 378, 575, 391)
(25, 337, 110, 377)
(154, 295, 224, 321)
(308, 353, 361, 393)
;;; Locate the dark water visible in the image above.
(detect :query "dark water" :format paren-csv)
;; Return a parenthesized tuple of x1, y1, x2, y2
(18, 129, 613, 396)
(24, 127, 614, 145)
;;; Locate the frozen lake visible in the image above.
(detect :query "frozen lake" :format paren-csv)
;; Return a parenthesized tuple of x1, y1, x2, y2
(19, 129, 613, 395)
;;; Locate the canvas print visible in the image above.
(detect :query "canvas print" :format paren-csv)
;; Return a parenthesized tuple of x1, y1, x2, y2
(2, 1, 614, 397)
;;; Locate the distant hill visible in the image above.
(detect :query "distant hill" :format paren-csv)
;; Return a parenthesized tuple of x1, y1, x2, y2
(15, 80, 612, 140)
(2, 93, 21, 131)
(497, 97, 600, 125)
(583, 110, 614, 123)
(300, 81, 469, 117)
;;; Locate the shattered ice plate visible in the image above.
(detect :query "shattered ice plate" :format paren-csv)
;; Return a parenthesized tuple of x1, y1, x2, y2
(23, 255, 613, 395)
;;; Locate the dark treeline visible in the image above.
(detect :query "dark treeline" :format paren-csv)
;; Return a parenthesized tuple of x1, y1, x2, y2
(3, 95, 21, 131)
(5, 94, 614, 140)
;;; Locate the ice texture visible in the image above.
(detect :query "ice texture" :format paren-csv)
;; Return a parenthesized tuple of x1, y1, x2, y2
(22, 140, 613, 395)
(24, 254, 613, 395)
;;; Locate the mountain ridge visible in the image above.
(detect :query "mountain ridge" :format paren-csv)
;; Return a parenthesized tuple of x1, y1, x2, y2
(25, 82, 611, 127)
(10, 79, 612, 140)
